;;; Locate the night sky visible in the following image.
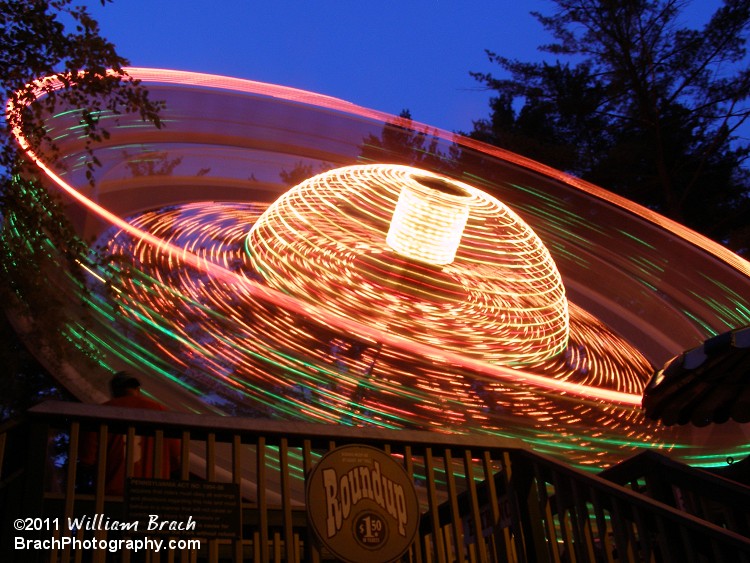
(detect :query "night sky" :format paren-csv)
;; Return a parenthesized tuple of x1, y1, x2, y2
(89, 0, 726, 135)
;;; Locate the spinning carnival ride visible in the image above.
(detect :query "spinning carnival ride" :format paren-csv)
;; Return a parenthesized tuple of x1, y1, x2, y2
(8, 69, 750, 470)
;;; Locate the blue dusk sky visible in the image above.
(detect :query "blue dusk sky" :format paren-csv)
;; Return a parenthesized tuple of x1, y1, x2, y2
(90, 0, 727, 135)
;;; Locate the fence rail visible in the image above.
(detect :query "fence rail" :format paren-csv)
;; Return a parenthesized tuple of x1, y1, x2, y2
(1, 400, 749, 562)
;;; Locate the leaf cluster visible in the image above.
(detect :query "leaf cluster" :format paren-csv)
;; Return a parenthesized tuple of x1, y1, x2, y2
(0, 1, 164, 376)
(471, 0, 750, 253)
(1, 0, 164, 183)
(0, 0, 164, 281)
(360, 110, 461, 175)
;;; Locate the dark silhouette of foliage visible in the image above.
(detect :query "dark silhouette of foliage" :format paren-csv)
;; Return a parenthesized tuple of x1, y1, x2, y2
(0, 312, 73, 421)
(0, 1, 164, 412)
(0, 0, 163, 305)
(279, 161, 331, 187)
(1, 0, 163, 179)
(471, 0, 750, 254)
(125, 152, 183, 177)
(360, 110, 461, 176)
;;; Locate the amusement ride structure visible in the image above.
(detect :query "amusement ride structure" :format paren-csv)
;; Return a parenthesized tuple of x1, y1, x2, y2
(7, 68, 750, 471)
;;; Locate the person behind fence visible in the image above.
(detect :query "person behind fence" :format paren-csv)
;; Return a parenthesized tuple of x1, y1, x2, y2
(80, 372, 181, 495)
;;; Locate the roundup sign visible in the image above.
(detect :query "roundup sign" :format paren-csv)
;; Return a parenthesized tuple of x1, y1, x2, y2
(306, 445, 420, 563)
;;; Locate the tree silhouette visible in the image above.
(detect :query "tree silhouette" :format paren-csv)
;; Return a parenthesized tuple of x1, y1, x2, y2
(360, 110, 461, 176)
(279, 161, 331, 187)
(1, 0, 163, 307)
(0, 0, 163, 417)
(471, 0, 750, 254)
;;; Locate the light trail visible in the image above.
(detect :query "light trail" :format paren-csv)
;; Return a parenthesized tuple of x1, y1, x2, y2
(7, 72, 644, 406)
(7, 68, 750, 467)
(247, 164, 569, 366)
(100, 200, 657, 465)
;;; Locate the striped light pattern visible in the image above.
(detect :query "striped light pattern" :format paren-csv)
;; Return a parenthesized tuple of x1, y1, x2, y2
(386, 175, 470, 265)
(8, 68, 750, 469)
(247, 164, 570, 366)
(100, 201, 656, 469)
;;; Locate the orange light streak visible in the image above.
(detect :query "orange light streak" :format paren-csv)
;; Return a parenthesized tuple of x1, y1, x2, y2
(248, 164, 570, 366)
(5, 68, 666, 406)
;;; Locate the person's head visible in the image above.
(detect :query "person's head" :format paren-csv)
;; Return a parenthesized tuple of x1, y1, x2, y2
(110, 371, 141, 398)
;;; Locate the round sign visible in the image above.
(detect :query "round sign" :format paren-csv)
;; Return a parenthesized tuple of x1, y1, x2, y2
(306, 445, 420, 563)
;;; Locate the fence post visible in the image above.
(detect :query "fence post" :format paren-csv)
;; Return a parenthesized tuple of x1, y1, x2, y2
(505, 452, 552, 563)
(17, 417, 51, 563)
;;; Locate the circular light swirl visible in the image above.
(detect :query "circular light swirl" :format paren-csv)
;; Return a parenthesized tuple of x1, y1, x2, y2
(24, 67, 750, 422)
(247, 164, 569, 366)
(100, 201, 656, 469)
(8, 68, 750, 469)
(2, 73, 649, 406)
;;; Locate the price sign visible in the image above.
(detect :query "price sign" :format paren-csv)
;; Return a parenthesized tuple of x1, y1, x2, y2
(306, 445, 419, 563)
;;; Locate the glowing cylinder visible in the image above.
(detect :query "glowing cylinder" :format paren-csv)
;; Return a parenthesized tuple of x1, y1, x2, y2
(386, 175, 470, 265)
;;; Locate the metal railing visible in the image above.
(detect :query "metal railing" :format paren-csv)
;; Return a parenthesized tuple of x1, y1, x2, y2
(2, 400, 749, 562)
(599, 449, 750, 537)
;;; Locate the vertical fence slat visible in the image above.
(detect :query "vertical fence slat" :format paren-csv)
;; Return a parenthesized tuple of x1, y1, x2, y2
(180, 430, 190, 481)
(610, 497, 637, 563)
(444, 449, 467, 563)
(93, 424, 109, 563)
(257, 436, 269, 563)
(463, 449, 488, 563)
(550, 472, 576, 563)
(232, 434, 243, 563)
(154, 429, 164, 479)
(571, 480, 597, 563)
(425, 447, 447, 563)
(505, 452, 544, 563)
(280, 438, 296, 563)
(303, 439, 322, 563)
(404, 445, 425, 563)
(124, 425, 135, 482)
(205, 433, 218, 563)
(589, 488, 615, 563)
(7, 403, 750, 563)
(481, 450, 511, 563)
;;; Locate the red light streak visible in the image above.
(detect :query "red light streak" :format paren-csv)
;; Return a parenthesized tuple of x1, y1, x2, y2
(6, 69, 651, 406)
